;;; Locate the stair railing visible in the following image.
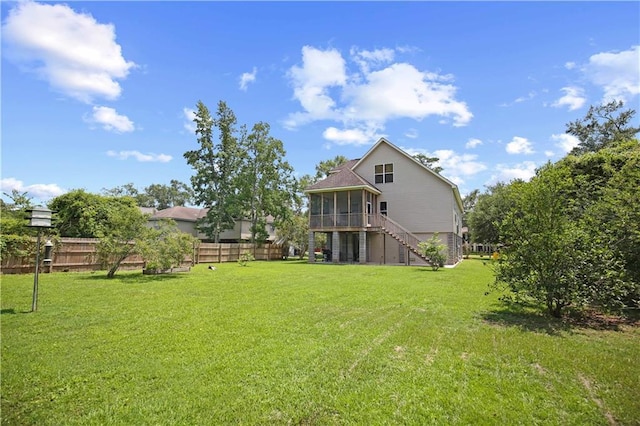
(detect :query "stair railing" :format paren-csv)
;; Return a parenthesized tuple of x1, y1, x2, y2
(377, 214, 424, 257)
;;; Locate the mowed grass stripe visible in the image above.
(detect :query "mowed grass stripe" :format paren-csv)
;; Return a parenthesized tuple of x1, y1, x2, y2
(2, 259, 638, 425)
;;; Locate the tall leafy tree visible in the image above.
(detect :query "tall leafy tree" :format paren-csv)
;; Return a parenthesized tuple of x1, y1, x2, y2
(103, 181, 193, 209)
(276, 213, 309, 259)
(493, 141, 640, 317)
(239, 122, 296, 243)
(144, 180, 194, 209)
(103, 183, 154, 208)
(494, 165, 590, 317)
(313, 155, 349, 181)
(567, 100, 639, 155)
(561, 140, 640, 308)
(413, 153, 443, 174)
(0, 190, 38, 261)
(462, 189, 479, 229)
(49, 189, 114, 238)
(467, 183, 518, 246)
(95, 196, 153, 278)
(184, 101, 244, 242)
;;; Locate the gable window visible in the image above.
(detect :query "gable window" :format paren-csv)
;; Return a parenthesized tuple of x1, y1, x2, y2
(375, 163, 394, 184)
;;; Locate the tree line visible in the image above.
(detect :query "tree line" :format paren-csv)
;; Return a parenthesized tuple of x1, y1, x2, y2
(465, 101, 639, 317)
(2, 99, 638, 312)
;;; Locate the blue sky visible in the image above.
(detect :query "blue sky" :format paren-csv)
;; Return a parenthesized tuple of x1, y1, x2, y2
(2, 1, 639, 205)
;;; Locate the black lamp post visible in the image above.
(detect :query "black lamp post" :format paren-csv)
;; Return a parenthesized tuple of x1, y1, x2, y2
(26, 206, 54, 312)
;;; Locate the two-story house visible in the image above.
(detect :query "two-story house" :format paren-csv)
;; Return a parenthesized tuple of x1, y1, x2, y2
(305, 138, 464, 266)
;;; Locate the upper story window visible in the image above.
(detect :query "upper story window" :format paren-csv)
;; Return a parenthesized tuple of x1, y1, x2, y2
(374, 163, 394, 184)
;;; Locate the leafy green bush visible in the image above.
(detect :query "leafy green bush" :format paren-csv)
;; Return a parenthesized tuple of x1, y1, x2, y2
(237, 251, 255, 266)
(140, 219, 197, 271)
(418, 233, 447, 271)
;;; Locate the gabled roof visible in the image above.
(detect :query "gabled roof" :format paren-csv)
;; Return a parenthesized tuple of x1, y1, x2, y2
(328, 159, 359, 174)
(151, 206, 208, 222)
(305, 165, 381, 194)
(354, 137, 464, 211)
(306, 137, 463, 211)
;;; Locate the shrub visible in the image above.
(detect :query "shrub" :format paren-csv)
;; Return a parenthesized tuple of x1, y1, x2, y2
(238, 251, 255, 266)
(418, 233, 447, 271)
(140, 219, 198, 272)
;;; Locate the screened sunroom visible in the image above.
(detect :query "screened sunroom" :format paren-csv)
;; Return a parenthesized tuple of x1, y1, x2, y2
(308, 189, 379, 230)
(305, 163, 382, 264)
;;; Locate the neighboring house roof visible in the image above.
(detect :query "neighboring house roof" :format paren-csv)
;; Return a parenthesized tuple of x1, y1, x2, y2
(150, 206, 276, 223)
(151, 206, 208, 222)
(305, 165, 381, 194)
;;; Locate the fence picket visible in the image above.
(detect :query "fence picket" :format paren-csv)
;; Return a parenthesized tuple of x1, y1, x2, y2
(1, 238, 284, 274)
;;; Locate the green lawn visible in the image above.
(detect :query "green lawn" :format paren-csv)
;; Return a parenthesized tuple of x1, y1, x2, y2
(2, 259, 638, 425)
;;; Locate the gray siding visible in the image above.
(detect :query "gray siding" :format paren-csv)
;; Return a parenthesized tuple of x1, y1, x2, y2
(354, 142, 456, 234)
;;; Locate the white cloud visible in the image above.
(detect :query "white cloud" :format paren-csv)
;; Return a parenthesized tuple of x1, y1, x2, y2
(506, 136, 534, 155)
(404, 128, 419, 139)
(403, 147, 487, 185)
(0, 177, 66, 200)
(183, 107, 196, 133)
(239, 67, 257, 91)
(465, 138, 483, 149)
(344, 63, 471, 125)
(515, 91, 536, 103)
(285, 46, 472, 145)
(85, 106, 135, 133)
(350, 47, 395, 73)
(551, 133, 580, 154)
(322, 127, 384, 146)
(565, 61, 576, 70)
(107, 150, 172, 162)
(500, 91, 536, 107)
(583, 45, 640, 102)
(545, 150, 555, 157)
(551, 86, 586, 111)
(489, 161, 538, 184)
(285, 46, 347, 126)
(2, 1, 136, 103)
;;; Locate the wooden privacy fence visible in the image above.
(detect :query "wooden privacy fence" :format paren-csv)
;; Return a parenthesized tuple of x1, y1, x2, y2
(1, 238, 285, 274)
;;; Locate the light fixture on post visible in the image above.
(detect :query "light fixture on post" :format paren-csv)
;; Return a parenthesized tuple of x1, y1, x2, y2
(43, 240, 54, 273)
(26, 206, 54, 312)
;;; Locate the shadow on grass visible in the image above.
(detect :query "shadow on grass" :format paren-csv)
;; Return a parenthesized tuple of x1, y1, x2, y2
(1, 308, 17, 315)
(481, 304, 571, 336)
(78, 272, 185, 284)
(482, 301, 640, 335)
(409, 267, 441, 273)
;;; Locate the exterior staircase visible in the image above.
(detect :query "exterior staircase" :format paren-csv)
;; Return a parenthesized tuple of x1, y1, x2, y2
(373, 214, 432, 264)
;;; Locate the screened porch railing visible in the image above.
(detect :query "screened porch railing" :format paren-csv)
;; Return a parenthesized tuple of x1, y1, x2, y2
(309, 213, 364, 228)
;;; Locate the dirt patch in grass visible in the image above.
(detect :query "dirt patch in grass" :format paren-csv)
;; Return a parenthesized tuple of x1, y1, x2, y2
(578, 374, 617, 426)
(564, 309, 640, 331)
(482, 305, 639, 334)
